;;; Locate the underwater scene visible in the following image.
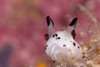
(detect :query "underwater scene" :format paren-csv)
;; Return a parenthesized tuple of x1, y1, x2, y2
(0, 0, 100, 67)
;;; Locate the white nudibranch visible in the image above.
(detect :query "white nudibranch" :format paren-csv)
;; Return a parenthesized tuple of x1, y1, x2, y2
(45, 16, 87, 67)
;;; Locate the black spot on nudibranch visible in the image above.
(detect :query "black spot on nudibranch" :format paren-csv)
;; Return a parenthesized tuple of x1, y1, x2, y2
(53, 61, 55, 63)
(63, 44, 66, 47)
(55, 34, 58, 37)
(53, 35, 55, 37)
(56, 37, 60, 39)
(53, 34, 58, 38)
(82, 52, 85, 58)
(53, 35, 54, 37)
(83, 55, 85, 58)
(52, 34, 60, 39)
(85, 59, 87, 62)
(73, 42, 76, 46)
(45, 45, 48, 50)
(78, 46, 80, 49)
(45, 46, 46, 50)
(83, 53, 85, 55)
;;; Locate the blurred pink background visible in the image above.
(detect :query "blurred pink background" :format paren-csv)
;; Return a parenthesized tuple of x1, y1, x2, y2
(0, 0, 100, 67)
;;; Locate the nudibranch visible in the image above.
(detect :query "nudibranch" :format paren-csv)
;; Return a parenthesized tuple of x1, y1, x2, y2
(45, 16, 87, 67)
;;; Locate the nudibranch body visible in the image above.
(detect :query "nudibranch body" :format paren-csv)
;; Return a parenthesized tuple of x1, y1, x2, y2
(45, 16, 86, 67)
